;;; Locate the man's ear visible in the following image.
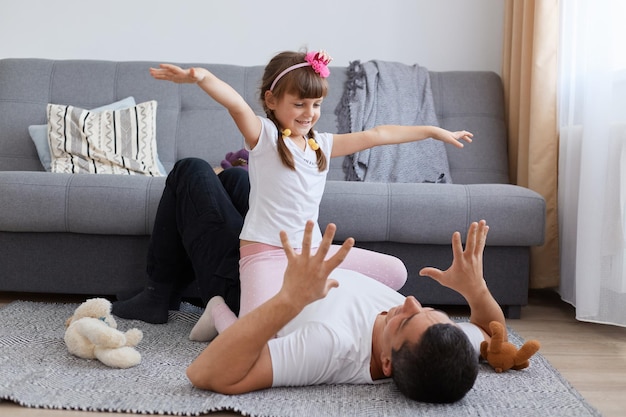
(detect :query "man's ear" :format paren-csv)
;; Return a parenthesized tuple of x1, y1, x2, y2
(382, 355, 393, 377)
(264, 90, 277, 110)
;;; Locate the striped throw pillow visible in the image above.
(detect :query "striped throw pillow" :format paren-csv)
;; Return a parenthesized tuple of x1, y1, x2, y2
(47, 100, 163, 176)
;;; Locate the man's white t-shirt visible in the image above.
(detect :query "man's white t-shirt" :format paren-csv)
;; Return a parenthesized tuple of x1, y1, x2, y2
(268, 269, 484, 387)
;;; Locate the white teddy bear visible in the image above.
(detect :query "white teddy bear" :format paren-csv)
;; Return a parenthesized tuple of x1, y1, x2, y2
(64, 297, 143, 369)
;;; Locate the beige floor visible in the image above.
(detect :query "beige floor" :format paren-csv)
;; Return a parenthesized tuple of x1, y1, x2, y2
(1, 290, 625, 417)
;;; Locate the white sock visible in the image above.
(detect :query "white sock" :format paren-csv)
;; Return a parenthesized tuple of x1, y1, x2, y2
(189, 296, 225, 342)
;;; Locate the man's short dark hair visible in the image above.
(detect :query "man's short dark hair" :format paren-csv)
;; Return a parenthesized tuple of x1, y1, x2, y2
(391, 323, 478, 403)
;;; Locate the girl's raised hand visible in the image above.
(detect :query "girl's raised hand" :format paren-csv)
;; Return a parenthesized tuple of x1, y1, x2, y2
(149, 63, 207, 84)
(432, 127, 473, 148)
(452, 130, 474, 145)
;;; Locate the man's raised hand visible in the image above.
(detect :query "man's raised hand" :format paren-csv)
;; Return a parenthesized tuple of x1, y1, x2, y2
(279, 221, 354, 308)
(419, 220, 489, 297)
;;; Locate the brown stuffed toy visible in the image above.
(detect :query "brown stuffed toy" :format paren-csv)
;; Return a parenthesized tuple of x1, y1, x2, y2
(480, 321, 541, 373)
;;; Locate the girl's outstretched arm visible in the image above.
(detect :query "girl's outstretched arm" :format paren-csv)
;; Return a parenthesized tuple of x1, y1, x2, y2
(330, 125, 473, 158)
(150, 64, 261, 149)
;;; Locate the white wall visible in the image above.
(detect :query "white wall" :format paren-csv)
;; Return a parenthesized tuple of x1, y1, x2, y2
(0, 0, 504, 73)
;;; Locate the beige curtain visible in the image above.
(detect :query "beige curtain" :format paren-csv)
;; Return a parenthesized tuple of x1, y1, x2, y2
(502, 0, 560, 288)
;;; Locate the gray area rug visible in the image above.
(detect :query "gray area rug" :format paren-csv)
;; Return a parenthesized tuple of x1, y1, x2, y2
(0, 301, 602, 416)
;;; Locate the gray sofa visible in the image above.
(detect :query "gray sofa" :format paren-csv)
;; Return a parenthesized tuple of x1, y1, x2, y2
(0, 58, 545, 318)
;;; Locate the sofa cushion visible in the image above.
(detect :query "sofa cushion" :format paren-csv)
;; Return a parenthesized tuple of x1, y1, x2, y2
(0, 171, 164, 235)
(318, 181, 545, 246)
(47, 100, 163, 176)
(429, 72, 509, 184)
(0, 172, 543, 247)
(29, 96, 138, 172)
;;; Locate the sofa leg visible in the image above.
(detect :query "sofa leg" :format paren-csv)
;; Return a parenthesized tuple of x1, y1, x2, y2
(504, 305, 521, 319)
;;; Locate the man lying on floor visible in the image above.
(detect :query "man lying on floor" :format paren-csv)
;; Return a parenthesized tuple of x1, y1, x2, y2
(186, 220, 505, 403)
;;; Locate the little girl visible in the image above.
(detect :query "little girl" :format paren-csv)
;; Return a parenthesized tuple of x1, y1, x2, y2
(150, 50, 473, 340)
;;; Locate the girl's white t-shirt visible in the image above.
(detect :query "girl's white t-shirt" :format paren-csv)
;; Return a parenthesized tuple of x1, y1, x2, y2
(240, 117, 333, 248)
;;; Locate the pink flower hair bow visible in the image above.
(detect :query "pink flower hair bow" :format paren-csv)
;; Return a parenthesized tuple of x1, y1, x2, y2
(305, 50, 332, 78)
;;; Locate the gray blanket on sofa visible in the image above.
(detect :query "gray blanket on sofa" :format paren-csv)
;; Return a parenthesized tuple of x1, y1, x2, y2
(336, 60, 451, 183)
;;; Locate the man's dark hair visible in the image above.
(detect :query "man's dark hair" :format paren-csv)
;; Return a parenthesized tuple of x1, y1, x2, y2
(391, 323, 478, 403)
